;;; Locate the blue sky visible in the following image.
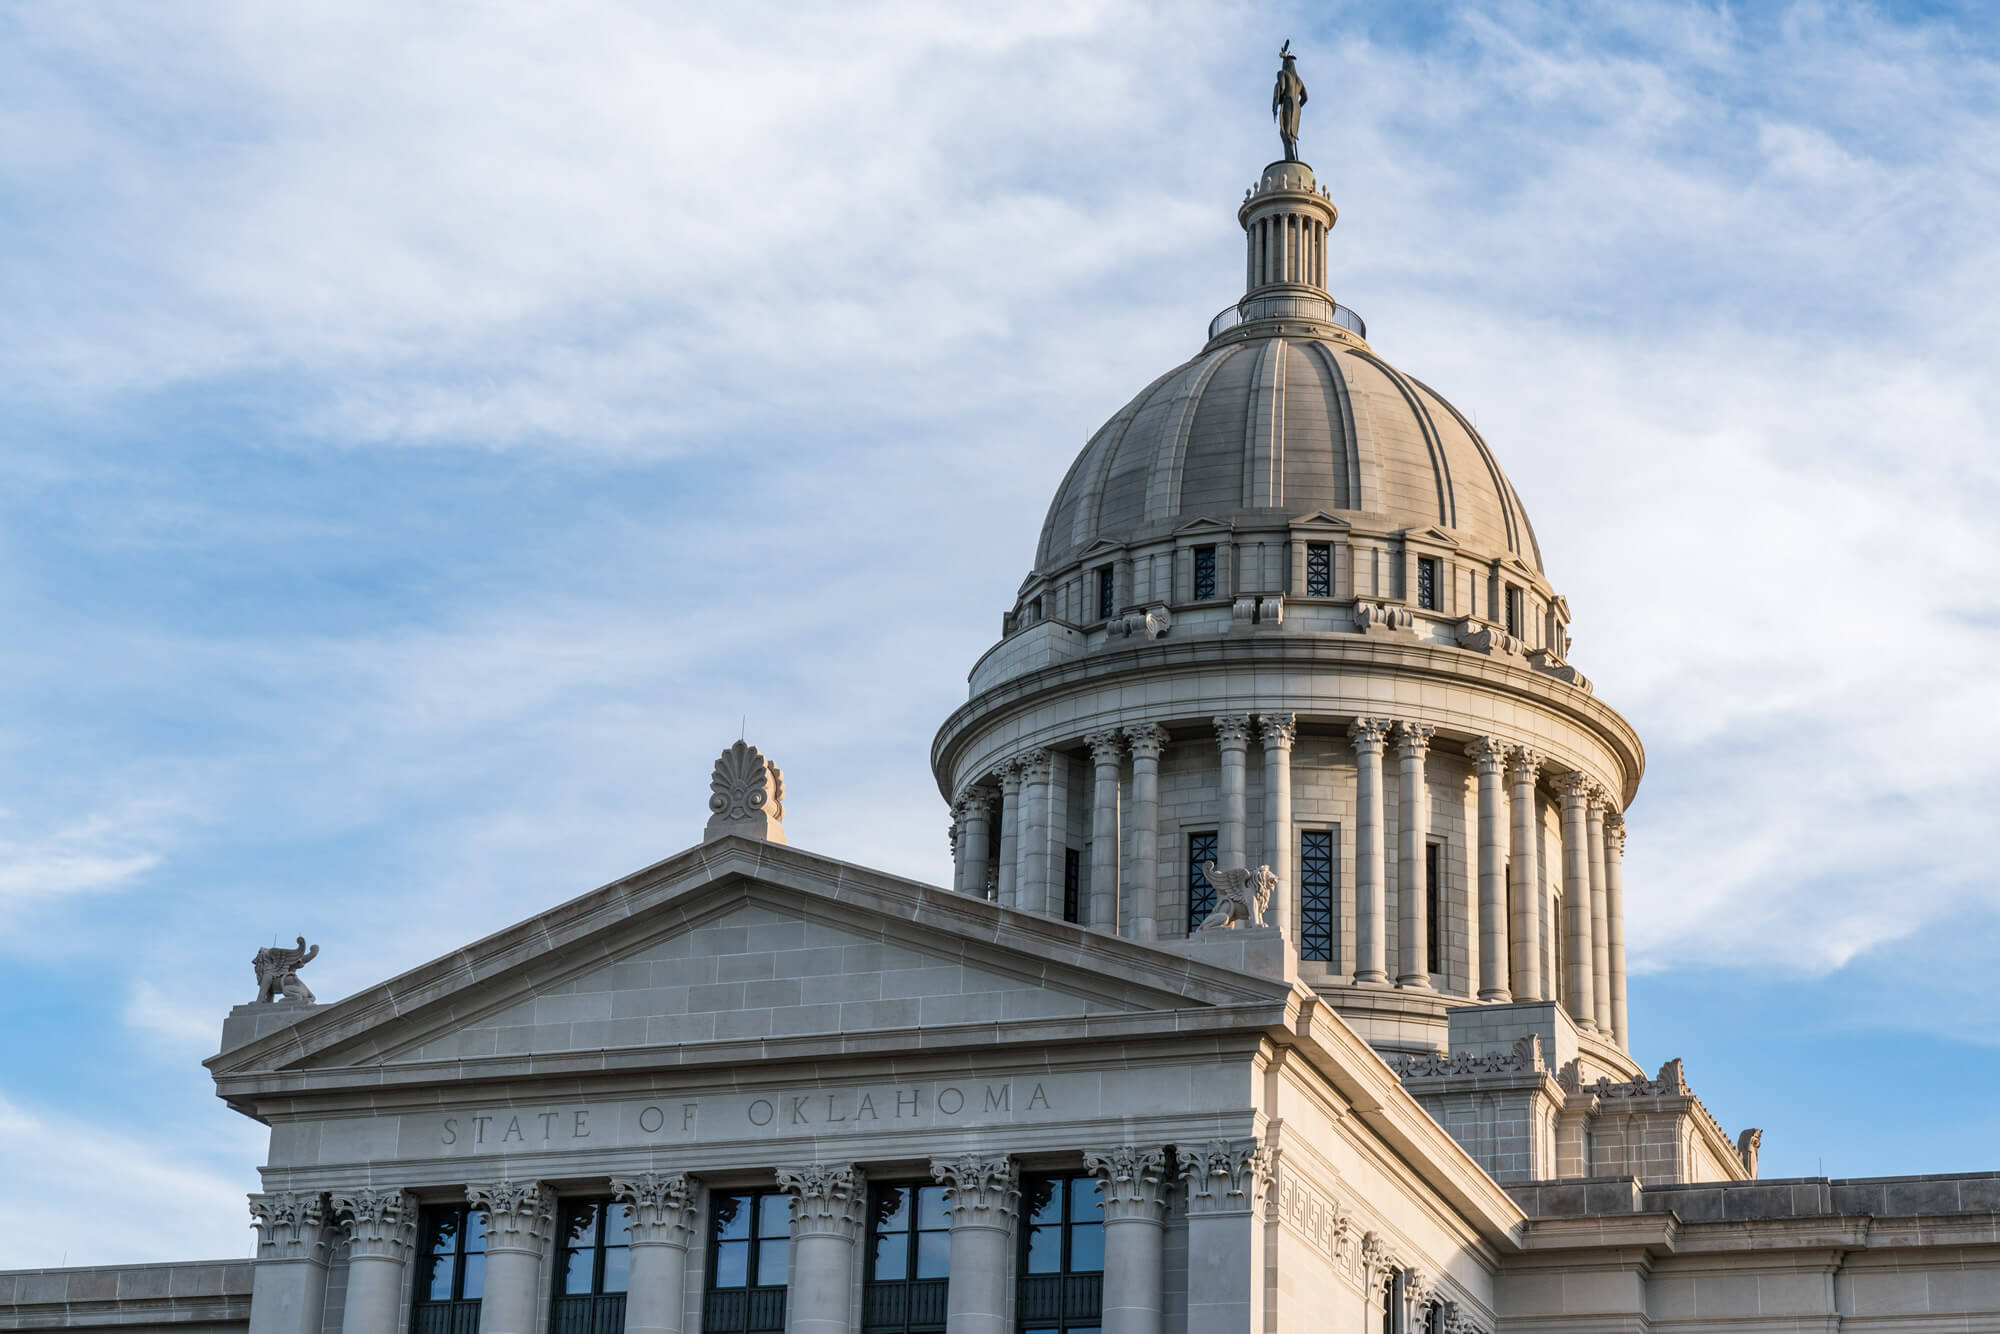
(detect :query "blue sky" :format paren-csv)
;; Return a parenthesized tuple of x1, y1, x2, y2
(2, 1, 1997, 1265)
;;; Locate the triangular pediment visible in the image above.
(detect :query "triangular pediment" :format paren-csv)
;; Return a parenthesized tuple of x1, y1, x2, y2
(1171, 516, 1232, 536)
(1288, 511, 1353, 532)
(1403, 525, 1460, 548)
(1075, 537, 1126, 559)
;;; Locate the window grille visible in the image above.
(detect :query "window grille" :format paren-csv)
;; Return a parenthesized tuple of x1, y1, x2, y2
(1017, 1175, 1105, 1333)
(550, 1199, 629, 1334)
(704, 1191, 789, 1334)
(1187, 832, 1218, 934)
(1097, 567, 1115, 621)
(1062, 848, 1081, 924)
(1504, 586, 1522, 638)
(1417, 557, 1439, 611)
(863, 1184, 949, 1334)
(1425, 842, 1441, 975)
(1306, 543, 1332, 597)
(413, 1204, 486, 1334)
(1300, 830, 1335, 962)
(1192, 546, 1217, 600)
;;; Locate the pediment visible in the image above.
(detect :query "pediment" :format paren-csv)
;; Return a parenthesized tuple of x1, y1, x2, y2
(1288, 511, 1353, 532)
(1075, 538, 1126, 559)
(208, 839, 1290, 1091)
(1171, 516, 1233, 536)
(1403, 526, 1460, 549)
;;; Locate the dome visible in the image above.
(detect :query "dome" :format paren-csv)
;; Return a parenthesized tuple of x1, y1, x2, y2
(1035, 331, 1544, 577)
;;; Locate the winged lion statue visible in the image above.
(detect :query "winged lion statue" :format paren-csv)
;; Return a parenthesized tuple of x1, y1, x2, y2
(1198, 862, 1277, 931)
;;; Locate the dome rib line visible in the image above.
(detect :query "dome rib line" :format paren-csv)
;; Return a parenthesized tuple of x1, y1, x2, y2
(1410, 372, 1523, 561)
(1243, 338, 1288, 510)
(1068, 362, 1183, 557)
(1301, 340, 1361, 511)
(1353, 349, 1455, 529)
(1144, 345, 1241, 525)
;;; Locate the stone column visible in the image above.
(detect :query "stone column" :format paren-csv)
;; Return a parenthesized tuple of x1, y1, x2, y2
(1178, 1140, 1270, 1334)
(1606, 813, 1629, 1049)
(612, 1173, 700, 1334)
(248, 1192, 335, 1334)
(1507, 748, 1544, 1002)
(1394, 721, 1436, 989)
(995, 761, 1021, 908)
(931, 1154, 1019, 1334)
(1086, 730, 1126, 931)
(958, 789, 993, 900)
(1348, 718, 1391, 984)
(1214, 715, 1252, 868)
(1259, 714, 1297, 939)
(469, 1181, 557, 1334)
(1467, 737, 1511, 1002)
(1587, 791, 1612, 1034)
(1084, 1146, 1170, 1334)
(777, 1164, 866, 1334)
(329, 1189, 417, 1334)
(948, 809, 964, 894)
(1124, 724, 1169, 942)
(1016, 750, 1055, 916)
(1559, 774, 1596, 1031)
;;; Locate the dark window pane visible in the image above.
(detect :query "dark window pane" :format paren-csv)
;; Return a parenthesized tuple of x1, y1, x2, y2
(1301, 829, 1334, 963)
(421, 1253, 454, 1302)
(459, 1252, 484, 1300)
(1306, 543, 1331, 597)
(464, 1211, 487, 1253)
(604, 1205, 631, 1246)
(1098, 566, 1115, 619)
(916, 1186, 950, 1231)
(428, 1214, 460, 1256)
(714, 1195, 751, 1242)
(915, 1230, 950, 1279)
(562, 1248, 594, 1295)
(1188, 833, 1218, 933)
(564, 1203, 599, 1249)
(755, 1237, 789, 1287)
(757, 1194, 791, 1238)
(1063, 848, 1081, 924)
(1068, 1178, 1102, 1222)
(871, 1233, 908, 1281)
(1026, 1225, 1062, 1273)
(1193, 546, 1217, 600)
(1069, 1222, 1105, 1273)
(1417, 557, 1438, 610)
(714, 1239, 749, 1288)
(874, 1186, 911, 1235)
(601, 1246, 630, 1295)
(1026, 1178, 1060, 1225)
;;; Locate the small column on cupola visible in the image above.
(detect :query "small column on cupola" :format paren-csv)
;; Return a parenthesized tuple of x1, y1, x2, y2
(1234, 40, 1342, 327)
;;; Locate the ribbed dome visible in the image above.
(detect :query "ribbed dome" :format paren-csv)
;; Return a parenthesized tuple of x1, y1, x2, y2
(1035, 331, 1543, 575)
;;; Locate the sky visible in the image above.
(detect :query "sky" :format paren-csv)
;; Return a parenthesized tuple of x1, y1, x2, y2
(1, 0, 1997, 1267)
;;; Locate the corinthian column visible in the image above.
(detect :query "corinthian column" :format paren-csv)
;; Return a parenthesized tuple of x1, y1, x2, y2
(1086, 730, 1126, 930)
(777, 1164, 866, 1334)
(957, 788, 994, 900)
(1214, 715, 1252, 869)
(1015, 750, 1055, 916)
(1348, 718, 1391, 984)
(1124, 725, 1169, 942)
(1085, 1146, 1170, 1334)
(1259, 714, 1298, 939)
(1586, 790, 1612, 1034)
(1507, 748, 1544, 1002)
(931, 1154, 1019, 1334)
(329, 1189, 416, 1334)
(1394, 721, 1436, 989)
(1559, 774, 1596, 1031)
(1467, 737, 1510, 1002)
(995, 761, 1022, 908)
(468, 1181, 557, 1334)
(248, 1192, 334, 1334)
(1178, 1140, 1271, 1334)
(612, 1173, 700, 1334)
(1606, 813, 1629, 1049)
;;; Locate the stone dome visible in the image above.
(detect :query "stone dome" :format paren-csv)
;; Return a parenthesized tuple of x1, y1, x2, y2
(1036, 331, 1544, 577)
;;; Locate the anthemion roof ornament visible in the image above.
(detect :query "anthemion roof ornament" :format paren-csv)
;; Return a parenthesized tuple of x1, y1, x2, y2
(705, 738, 787, 844)
(1273, 39, 1308, 161)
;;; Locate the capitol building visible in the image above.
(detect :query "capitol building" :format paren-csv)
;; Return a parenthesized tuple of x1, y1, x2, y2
(5, 56, 1997, 1334)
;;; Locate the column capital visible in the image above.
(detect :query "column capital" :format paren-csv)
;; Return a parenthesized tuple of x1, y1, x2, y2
(248, 1190, 332, 1263)
(1083, 1145, 1170, 1223)
(330, 1188, 418, 1262)
(1085, 729, 1127, 765)
(994, 758, 1023, 788)
(1123, 722, 1171, 761)
(930, 1154, 1020, 1225)
(611, 1172, 700, 1249)
(1507, 745, 1543, 785)
(1347, 716, 1392, 751)
(1464, 735, 1508, 773)
(1392, 720, 1435, 757)
(1560, 770, 1594, 805)
(1586, 782, 1613, 814)
(1360, 1230, 1402, 1290)
(1176, 1138, 1271, 1216)
(777, 1163, 867, 1242)
(1213, 713, 1254, 748)
(952, 787, 994, 820)
(1014, 749, 1054, 783)
(1605, 811, 1627, 854)
(467, 1180, 559, 1256)
(1257, 712, 1298, 750)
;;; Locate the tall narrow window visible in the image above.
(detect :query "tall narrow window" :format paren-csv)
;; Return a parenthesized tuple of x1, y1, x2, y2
(551, 1199, 630, 1334)
(1383, 1269, 1405, 1334)
(1425, 842, 1442, 975)
(1416, 557, 1439, 611)
(1306, 543, 1332, 597)
(1551, 890, 1564, 1008)
(1300, 829, 1335, 962)
(1097, 566, 1115, 621)
(1018, 1174, 1105, 1333)
(863, 1183, 949, 1334)
(414, 1204, 486, 1334)
(1187, 832, 1218, 934)
(705, 1190, 789, 1334)
(1192, 545, 1217, 600)
(1504, 586, 1522, 638)
(1062, 848, 1081, 924)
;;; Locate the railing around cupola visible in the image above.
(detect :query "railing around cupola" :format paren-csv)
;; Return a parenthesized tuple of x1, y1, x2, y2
(1207, 299, 1366, 341)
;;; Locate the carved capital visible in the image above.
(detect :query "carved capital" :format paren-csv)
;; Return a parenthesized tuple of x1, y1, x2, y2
(611, 1172, 700, 1249)
(778, 1163, 867, 1242)
(1360, 1230, 1400, 1290)
(330, 1188, 417, 1262)
(1506, 745, 1542, 787)
(1083, 1144, 1170, 1223)
(1176, 1138, 1270, 1215)
(705, 740, 786, 844)
(1464, 736, 1508, 774)
(930, 1154, 1019, 1226)
(1346, 716, 1392, 752)
(1085, 729, 1126, 767)
(1392, 720, 1435, 758)
(1258, 713, 1298, 750)
(1605, 811, 1626, 856)
(1014, 749, 1054, 784)
(1213, 713, 1254, 748)
(1123, 723, 1171, 762)
(995, 758, 1023, 791)
(248, 1191, 332, 1263)
(467, 1180, 558, 1256)
(1560, 771, 1594, 805)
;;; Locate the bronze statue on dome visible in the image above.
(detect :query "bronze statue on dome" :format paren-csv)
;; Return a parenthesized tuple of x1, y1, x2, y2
(1273, 39, 1307, 162)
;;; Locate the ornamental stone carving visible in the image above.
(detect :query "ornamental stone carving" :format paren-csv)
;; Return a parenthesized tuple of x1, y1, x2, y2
(1347, 716, 1392, 750)
(931, 1154, 1020, 1224)
(1738, 1127, 1763, 1178)
(1124, 723, 1170, 760)
(1360, 1231, 1399, 1289)
(1560, 771, 1595, 803)
(1390, 1034, 1545, 1080)
(1393, 720, 1435, 756)
(1083, 1145, 1170, 1222)
(252, 937, 318, 1004)
(1258, 712, 1298, 749)
(1085, 729, 1126, 764)
(1354, 601, 1415, 635)
(1465, 736, 1509, 772)
(248, 1191, 332, 1262)
(1606, 810, 1627, 854)
(1177, 1138, 1271, 1215)
(1014, 749, 1055, 784)
(1455, 618, 1523, 658)
(467, 1181, 558, 1255)
(777, 1163, 867, 1241)
(1213, 713, 1254, 746)
(1507, 745, 1543, 784)
(330, 1188, 418, 1261)
(705, 739, 787, 844)
(611, 1173, 700, 1248)
(1197, 862, 1276, 930)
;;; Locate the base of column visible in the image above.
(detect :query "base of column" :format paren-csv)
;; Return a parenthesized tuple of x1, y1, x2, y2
(1479, 988, 1512, 1002)
(1396, 975, 1434, 990)
(1353, 971, 1389, 986)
